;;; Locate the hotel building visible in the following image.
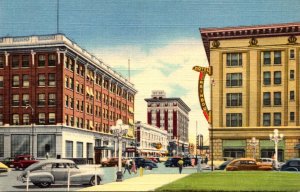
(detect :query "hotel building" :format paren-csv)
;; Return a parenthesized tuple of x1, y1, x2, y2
(200, 22, 300, 161)
(145, 90, 190, 155)
(0, 34, 137, 163)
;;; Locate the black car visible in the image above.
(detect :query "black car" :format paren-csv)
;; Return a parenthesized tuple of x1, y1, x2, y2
(280, 158, 300, 171)
(134, 158, 157, 170)
(165, 157, 191, 167)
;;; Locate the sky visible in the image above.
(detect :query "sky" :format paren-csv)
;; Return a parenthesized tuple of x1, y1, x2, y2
(1, 0, 300, 144)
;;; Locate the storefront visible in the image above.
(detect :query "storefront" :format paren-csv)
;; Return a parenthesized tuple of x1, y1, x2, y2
(222, 140, 246, 159)
(260, 140, 285, 162)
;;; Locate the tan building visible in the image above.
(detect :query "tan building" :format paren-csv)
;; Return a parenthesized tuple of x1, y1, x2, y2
(200, 22, 300, 161)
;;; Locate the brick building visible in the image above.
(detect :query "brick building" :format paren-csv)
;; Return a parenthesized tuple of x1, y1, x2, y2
(0, 34, 137, 163)
(145, 90, 190, 155)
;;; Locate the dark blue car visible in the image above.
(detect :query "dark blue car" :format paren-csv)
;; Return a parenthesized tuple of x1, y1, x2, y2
(280, 158, 300, 171)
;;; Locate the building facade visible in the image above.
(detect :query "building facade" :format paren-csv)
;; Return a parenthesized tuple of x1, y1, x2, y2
(0, 34, 137, 163)
(145, 90, 190, 155)
(135, 121, 168, 156)
(201, 22, 300, 161)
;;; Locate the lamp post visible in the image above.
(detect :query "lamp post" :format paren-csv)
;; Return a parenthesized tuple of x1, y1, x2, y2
(110, 119, 128, 182)
(249, 137, 258, 159)
(25, 104, 34, 158)
(269, 129, 284, 169)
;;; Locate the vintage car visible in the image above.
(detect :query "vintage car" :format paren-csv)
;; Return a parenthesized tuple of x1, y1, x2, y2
(13, 155, 38, 170)
(17, 159, 104, 188)
(280, 158, 300, 171)
(226, 158, 273, 171)
(0, 162, 10, 174)
(0, 157, 14, 168)
(101, 158, 125, 167)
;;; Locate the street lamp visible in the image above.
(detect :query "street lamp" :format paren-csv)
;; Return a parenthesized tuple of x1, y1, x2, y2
(25, 104, 34, 158)
(269, 129, 284, 169)
(249, 137, 258, 159)
(110, 119, 129, 182)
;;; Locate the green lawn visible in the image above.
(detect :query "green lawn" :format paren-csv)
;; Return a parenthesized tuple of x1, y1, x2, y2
(156, 171, 300, 192)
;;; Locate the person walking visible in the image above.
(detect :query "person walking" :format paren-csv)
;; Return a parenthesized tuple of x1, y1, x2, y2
(123, 158, 131, 174)
(131, 159, 137, 174)
(205, 156, 208, 165)
(178, 158, 184, 174)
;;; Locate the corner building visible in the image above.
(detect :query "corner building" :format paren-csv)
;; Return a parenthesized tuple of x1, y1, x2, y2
(0, 34, 137, 163)
(201, 22, 300, 161)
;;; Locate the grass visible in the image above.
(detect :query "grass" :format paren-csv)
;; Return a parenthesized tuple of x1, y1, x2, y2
(156, 171, 300, 192)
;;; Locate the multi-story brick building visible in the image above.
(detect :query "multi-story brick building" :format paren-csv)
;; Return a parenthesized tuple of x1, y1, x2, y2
(201, 22, 300, 161)
(145, 90, 190, 155)
(0, 34, 137, 163)
(135, 121, 168, 156)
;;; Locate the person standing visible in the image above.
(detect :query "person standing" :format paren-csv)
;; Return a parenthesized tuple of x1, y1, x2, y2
(178, 158, 184, 174)
(124, 159, 131, 174)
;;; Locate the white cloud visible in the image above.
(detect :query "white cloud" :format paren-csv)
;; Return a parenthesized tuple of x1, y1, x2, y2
(92, 38, 211, 144)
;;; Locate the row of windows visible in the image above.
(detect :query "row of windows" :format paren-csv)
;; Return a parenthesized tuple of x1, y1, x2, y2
(0, 54, 57, 69)
(6, 74, 56, 88)
(9, 93, 56, 107)
(263, 71, 282, 85)
(10, 113, 56, 125)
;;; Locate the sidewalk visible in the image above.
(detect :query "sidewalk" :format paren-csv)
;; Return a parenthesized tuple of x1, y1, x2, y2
(80, 174, 189, 191)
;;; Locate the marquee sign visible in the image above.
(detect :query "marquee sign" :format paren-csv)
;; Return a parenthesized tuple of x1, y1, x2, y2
(193, 66, 212, 124)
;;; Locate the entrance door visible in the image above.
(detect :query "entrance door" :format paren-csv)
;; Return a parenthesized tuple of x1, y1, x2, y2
(95, 150, 102, 164)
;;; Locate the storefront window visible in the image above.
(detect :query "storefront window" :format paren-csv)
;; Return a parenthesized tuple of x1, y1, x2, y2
(11, 134, 30, 157)
(37, 134, 56, 158)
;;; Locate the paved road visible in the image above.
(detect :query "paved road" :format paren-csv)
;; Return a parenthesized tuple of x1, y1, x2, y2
(0, 163, 206, 191)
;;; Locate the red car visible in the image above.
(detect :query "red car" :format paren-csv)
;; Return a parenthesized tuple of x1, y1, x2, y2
(13, 155, 38, 170)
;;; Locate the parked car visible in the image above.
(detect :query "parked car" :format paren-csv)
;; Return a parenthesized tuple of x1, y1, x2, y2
(1, 157, 14, 168)
(280, 158, 300, 171)
(17, 159, 104, 188)
(226, 158, 272, 171)
(145, 157, 159, 163)
(165, 157, 191, 167)
(258, 158, 273, 165)
(216, 160, 233, 170)
(101, 158, 125, 167)
(134, 158, 157, 170)
(0, 162, 10, 174)
(13, 155, 38, 170)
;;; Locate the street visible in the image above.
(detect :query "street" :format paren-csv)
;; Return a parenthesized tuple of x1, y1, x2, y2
(0, 163, 204, 191)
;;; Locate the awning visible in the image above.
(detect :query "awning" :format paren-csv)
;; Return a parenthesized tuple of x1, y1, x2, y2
(129, 107, 134, 113)
(90, 120, 94, 128)
(223, 140, 246, 149)
(260, 140, 285, 149)
(86, 86, 90, 95)
(90, 87, 94, 96)
(295, 144, 300, 149)
(94, 146, 114, 150)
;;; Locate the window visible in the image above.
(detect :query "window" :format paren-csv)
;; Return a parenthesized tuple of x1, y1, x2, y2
(70, 78, 74, 90)
(70, 97, 74, 109)
(226, 113, 242, 127)
(48, 74, 56, 86)
(65, 77, 69, 88)
(48, 54, 56, 66)
(49, 113, 55, 124)
(274, 51, 281, 64)
(290, 112, 295, 122)
(12, 56, 19, 68)
(65, 95, 69, 107)
(12, 94, 19, 106)
(22, 75, 30, 87)
(226, 93, 242, 107)
(0, 56, 4, 68)
(0, 115, 3, 126)
(23, 114, 30, 125)
(0, 76, 3, 87)
(11, 135, 30, 157)
(22, 94, 29, 106)
(274, 113, 281, 126)
(77, 142, 83, 158)
(37, 135, 55, 158)
(226, 53, 242, 66)
(38, 93, 46, 106)
(38, 74, 46, 86)
(12, 75, 19, 87)
(48, 93, 56, 106)
(290, 91, 295, 101)
(290, 70, 295, 80)
(65, 114, 69, 126)
(76, 100, 79, 110)
(22, 55, 29, 67)
(76, 81, 79, 92)
(65, 141, 73, 158)
(263, 72, 271, 85)
(38, 55, 45, 67)
(38, 113, 45, 124)
(263, 113, 271, 126)
(263, 92, 271, 106)
(226, 73, 242, 87)
(290, 49, 295, 59)
(12, 114, 19, 125)
(81, 101, 84, 111)
(274, 71, 281, 84)
(0, 95, 3, 106)
(263, 51, 271, 65)
(274, 92, 281, 106)
(70, 116, 74, 126)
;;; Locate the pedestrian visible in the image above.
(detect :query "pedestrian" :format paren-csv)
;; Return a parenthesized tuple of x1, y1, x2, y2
(178, 158, 184, 174)
(131, 159, 137, 174)
(205, 156, 208, 165)
(123, 158, 131, 174)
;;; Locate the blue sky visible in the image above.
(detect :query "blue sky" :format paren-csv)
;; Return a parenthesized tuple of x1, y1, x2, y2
(1, 0, 300, 142)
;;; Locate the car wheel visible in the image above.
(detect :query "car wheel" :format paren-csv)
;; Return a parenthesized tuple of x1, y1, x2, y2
(38, 182, 51, 188)
(90, 176, 101, 186)
(145, 165, 152, 170)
